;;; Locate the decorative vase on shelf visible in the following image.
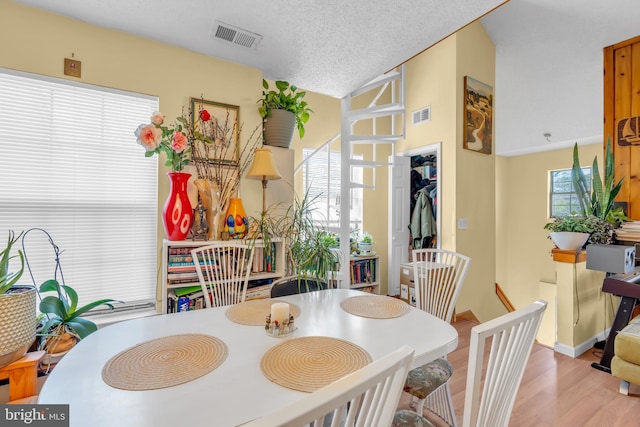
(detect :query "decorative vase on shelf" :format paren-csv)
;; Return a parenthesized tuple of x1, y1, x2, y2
(224, 198, 248, 239)
(163, 172, 194, 241)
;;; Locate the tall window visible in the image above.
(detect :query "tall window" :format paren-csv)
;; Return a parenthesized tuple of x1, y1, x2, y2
(0, 69, 158, 313)
(549, 167, 591, 217)
(302, 147, 363, 232)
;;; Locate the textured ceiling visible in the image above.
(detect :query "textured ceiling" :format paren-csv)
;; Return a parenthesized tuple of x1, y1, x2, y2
(12, 0, 506, 98)
(11, 0, 640, 155)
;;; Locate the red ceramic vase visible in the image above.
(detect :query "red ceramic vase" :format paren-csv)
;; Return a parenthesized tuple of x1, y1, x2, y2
(162, 172, 194, 241)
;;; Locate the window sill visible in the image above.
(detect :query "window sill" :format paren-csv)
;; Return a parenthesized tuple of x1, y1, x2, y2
(92, 308, 159, 329)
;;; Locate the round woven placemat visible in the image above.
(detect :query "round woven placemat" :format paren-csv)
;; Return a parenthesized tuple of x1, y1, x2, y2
(340, 295, 410, 319)
(102, 334, 227, 391)
(260, 336, 371, 393)
(226, 299, 301, 326)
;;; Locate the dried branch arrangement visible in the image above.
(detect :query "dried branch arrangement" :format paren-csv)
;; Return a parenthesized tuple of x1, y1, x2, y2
(187, 99, 262, 239)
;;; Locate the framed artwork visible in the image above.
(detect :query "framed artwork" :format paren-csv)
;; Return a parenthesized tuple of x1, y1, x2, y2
(463, 76, 493, 155)
(190, 98, 240, 164)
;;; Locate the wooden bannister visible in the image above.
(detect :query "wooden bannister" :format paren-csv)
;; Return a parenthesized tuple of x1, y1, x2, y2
(495, 282, 516, 312)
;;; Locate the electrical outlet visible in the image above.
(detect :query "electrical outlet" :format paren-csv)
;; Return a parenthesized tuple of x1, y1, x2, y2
(458, 218, 468, 229)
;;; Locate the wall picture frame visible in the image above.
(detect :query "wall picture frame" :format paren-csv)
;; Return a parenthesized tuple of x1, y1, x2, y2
(463, 76, 493, 155)
(190, 98, 240, 164)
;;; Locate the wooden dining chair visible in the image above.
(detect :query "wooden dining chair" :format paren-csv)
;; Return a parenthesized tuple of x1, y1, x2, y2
(403, 248, 471, 427)
(191, 241, 254, 308)
(394, 300, 548, 427)
(243, 345, 415, 427)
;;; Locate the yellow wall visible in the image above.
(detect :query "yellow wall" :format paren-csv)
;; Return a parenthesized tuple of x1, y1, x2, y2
(495, 143, 602, 308)
(401, 34, 457, 249)
(1, 1, 339, 305)
(398, 21, 502, 321)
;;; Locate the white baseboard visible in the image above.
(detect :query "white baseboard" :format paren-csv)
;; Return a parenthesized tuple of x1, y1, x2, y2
(554, 327, 611, 358)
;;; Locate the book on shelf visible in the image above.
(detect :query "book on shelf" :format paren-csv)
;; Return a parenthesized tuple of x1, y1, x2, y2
(168, 247, 199, 255)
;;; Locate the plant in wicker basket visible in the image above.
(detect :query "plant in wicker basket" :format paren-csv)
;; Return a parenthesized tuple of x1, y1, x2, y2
(0, 230, 37, 368)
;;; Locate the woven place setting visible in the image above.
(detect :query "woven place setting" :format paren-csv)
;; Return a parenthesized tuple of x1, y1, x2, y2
(260, 336, 371, 393)
(226, 299, 301, 326)
(340, 294, 411, 319)
(102, 334, 227, 391)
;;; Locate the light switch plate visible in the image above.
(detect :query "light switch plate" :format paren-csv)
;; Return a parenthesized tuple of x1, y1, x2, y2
(458, 218, 468, 229)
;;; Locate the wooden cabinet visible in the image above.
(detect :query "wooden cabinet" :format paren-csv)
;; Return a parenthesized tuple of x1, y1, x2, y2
(161, 238, 285, 314)
(349, 255, 380, 294)
(604, 35, 640, 219)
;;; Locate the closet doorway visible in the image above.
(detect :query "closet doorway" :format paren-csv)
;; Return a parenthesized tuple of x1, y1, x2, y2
(387, 143, 441, 296)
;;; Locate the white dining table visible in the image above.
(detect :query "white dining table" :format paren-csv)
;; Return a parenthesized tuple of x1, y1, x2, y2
(38, 289, 458, 427)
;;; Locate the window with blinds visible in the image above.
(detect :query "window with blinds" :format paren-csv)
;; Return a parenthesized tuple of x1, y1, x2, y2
(0, 68, 158, 313)
(302, 147, 363, 232)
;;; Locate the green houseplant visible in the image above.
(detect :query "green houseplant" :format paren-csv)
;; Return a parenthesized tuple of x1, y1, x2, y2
(572, 139, 625, 223)
(248, 190, 341, 289)
(38, 279, 119, 361)
(544, 215, 612, 249)
(259, 79, 313, 148)
(0, 230, 37, 368)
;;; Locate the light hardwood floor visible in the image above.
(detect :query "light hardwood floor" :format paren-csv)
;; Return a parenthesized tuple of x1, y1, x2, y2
(397, 319, 640, 426)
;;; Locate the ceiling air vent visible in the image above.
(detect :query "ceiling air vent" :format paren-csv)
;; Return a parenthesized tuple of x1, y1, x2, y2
(412, 106, 431, 125)
(212, 21, 262, 49)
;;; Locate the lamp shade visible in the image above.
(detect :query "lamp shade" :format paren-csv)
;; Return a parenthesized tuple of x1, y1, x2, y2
(247, 147, 282, 181)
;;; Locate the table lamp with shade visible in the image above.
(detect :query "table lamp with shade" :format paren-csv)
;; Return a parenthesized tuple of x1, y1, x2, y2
(247, 147, 282, 214)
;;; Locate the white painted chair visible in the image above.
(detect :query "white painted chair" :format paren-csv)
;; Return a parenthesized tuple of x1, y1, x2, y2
(243, 345, 415, 427)
(394, 300, 548, 427)
(404, 249, 471, 426)
(191, 241, 254, 308)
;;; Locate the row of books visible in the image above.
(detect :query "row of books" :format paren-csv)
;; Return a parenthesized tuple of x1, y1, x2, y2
(165, 279, 274, 313)
(351, 259, 377, 284)
(252, 244, 277, 273)
(166, 244, 279, 288)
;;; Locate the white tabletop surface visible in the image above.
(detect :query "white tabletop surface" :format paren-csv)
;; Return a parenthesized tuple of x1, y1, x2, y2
(38, 289, 458, 427)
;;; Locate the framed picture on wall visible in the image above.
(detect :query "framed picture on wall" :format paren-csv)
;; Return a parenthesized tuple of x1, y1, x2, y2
(190, 98, 240, 164)
(463, 76, 493, 155)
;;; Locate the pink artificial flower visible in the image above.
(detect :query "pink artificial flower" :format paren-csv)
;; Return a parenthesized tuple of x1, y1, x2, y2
(135, 124, 161, 151)
(172, 131, 188, 153)
(151, 111, 165, 126)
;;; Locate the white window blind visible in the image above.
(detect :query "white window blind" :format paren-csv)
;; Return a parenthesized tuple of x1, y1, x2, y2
(0, 69, 158, 312)
(302, 147, 362, 232)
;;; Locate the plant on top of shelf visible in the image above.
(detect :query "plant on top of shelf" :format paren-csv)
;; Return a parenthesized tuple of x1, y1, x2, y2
(544, 215, 611, 246)
(571, 139, 627, 225)
(259, 79, 313, 140)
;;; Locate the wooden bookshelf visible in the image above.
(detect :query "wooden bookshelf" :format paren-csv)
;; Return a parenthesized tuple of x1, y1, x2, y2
(160, 238, 285, 314)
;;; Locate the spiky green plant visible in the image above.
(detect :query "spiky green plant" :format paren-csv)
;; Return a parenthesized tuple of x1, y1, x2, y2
(572, 139, 623, 222)
(0, 230, 24, 294)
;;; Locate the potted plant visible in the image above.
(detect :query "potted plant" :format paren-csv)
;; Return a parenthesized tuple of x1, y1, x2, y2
(357, 232, 374, 254)
(248, 190, 341, 290)
(0, 230, 37, 368)
(572, 139, 626, 224)
(38, 279, 119, 364)
(544, 215, 611, 250)
(258, 79, 313, 148)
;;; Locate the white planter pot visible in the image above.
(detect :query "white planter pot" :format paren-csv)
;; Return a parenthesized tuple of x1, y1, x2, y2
(550, 231, 590, 251)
